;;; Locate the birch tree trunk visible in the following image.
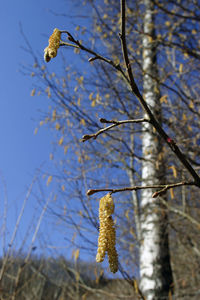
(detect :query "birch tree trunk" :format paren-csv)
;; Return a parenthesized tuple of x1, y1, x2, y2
(139, 0, 173, 299)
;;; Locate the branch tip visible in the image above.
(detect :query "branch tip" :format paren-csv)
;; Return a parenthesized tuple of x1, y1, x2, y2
(81, 134, 92, 142)
(88, 57, 98, 62)
(99, 118, 107, 123)
(87, 189, 95, 196)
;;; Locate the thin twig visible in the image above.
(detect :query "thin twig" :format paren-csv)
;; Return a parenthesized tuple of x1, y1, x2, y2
(60, 41, 79, 48)
(152, 181, 194, 198)
(60, 30, 130, 83)
(87, 181, 194, 196)
(99, 117, 149, 124)
(82, 118, 148, 142)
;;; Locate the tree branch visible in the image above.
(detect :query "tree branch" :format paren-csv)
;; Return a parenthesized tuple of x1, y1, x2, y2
(87, 181, 194, 196)
(60, 31, 129, 83)
(152, 181, 194, 198)
(82, 118, 148, 142)
(119, 0, 200, 187)
(60, 12, 200, 186)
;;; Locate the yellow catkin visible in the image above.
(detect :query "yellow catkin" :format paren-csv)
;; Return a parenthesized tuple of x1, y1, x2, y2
(44, 28, 61, 62)
(96, 217, 107, 263)
(107, 216, 118, 273)
(100, 193, 115, 217)
(96, 193, 118, 273)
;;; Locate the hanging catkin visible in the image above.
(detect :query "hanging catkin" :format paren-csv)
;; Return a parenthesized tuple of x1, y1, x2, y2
(44, 28, 61, 62)
(96, 193, 118, 273)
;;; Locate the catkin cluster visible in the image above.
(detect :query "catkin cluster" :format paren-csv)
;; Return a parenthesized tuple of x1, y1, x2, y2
(96, 193, 118, 273)
(44, 28, 61, 62)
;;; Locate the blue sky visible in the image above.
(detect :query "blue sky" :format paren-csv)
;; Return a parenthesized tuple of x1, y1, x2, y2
(1, 0, 73, 200)
(0, 0, 91, 259)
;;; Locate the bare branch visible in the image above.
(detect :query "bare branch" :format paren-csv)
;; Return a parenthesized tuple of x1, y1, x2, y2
(46, 24, 200, 186)
(119, 0, 200, 187)
(152, 181, 194, 198)
(60, 30, 130, 83)
(99, 117, 149, 124)
(87, 181, 194, 196)
(60, 41, 79, 48)
(82, 118, 149, 142)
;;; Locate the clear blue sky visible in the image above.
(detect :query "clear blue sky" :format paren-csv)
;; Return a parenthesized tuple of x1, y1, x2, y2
(0, 0, 91, 259)
(0, 0, 74, 199)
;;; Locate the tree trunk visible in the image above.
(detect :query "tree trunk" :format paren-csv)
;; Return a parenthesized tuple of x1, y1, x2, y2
(139, 0, 173, 299)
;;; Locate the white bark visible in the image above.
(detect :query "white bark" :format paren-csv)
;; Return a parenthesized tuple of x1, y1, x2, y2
(139, 0, 173, 299)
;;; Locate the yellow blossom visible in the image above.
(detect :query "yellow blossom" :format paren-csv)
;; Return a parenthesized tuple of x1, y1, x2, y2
(96, 194, 118, 273)
(44, 28, 61, 62)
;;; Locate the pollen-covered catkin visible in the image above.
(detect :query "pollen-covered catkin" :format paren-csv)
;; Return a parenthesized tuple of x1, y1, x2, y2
(96, 217, 107, 263)
(100, 193, 115, 217)
(107, 216, 118, 273)
(96, 193, 118, 273)
(44, 28, 61, 62)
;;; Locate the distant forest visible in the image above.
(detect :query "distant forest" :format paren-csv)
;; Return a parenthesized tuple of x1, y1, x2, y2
(0, 255, 134, 299)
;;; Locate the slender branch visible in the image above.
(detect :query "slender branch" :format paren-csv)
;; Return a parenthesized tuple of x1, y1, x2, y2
(152, 181, 194, 198)
(60, 41, 79, 48)
(87, 181, 194, 196)
(99, 117, 149, 124)
(60, 30, 129, 83)
(82, 118, 148, 142)
(60, 16, 200, 186)
(119, 0, 200, 187)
